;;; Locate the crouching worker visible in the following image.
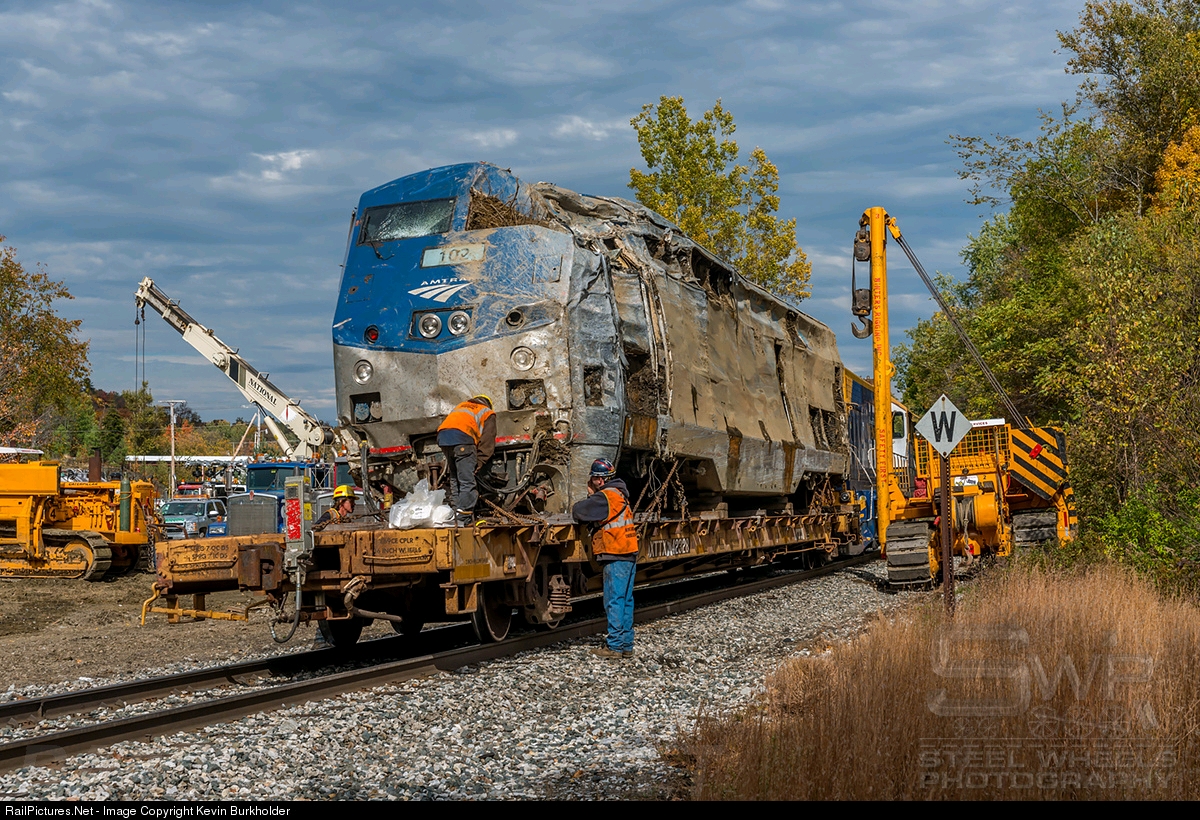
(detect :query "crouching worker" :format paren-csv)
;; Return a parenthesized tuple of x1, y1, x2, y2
(436, 395, 496, 527)
(571, 458, 637, 659)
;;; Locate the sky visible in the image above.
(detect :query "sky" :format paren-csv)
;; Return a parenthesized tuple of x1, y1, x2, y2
(0, 0, 1087, 424)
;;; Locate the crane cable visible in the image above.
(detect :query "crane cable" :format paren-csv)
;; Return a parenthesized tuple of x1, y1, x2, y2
(891, 232, 1029, 430)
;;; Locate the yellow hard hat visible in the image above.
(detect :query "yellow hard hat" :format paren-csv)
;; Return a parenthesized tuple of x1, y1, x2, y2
(333, 484, 356, 500)
(472, 394, 494, 408)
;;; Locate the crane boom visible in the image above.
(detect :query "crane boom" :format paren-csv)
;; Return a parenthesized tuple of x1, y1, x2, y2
(134, 277, 332, 459)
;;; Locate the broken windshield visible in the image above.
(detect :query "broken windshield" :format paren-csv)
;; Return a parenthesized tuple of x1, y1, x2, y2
(359, 199, 456, 244)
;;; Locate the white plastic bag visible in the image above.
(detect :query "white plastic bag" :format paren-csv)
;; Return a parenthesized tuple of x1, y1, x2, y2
(388, 499, 413, 529)
(432, 505, 455, 527)
(387, 479, 448, 529)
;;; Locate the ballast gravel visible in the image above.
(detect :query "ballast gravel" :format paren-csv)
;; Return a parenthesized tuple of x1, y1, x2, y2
(0, 562, 917, 800)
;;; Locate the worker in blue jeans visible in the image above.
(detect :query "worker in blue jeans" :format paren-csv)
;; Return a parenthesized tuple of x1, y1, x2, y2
(572, 458, 637, 658)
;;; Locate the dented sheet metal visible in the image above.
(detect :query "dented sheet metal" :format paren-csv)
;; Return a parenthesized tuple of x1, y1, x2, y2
(332, 163, 849, 509)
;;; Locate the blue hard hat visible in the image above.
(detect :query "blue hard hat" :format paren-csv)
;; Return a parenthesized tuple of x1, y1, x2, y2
(590, 458, 616, 478)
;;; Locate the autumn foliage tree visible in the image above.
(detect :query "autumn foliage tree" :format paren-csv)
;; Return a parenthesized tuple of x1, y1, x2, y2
(629, 97, 812, 301)
(898, 0, 1200, 581)
(0, 237, 90, 449)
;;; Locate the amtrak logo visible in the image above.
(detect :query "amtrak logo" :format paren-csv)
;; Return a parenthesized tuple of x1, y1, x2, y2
(408, 279, 470, 303)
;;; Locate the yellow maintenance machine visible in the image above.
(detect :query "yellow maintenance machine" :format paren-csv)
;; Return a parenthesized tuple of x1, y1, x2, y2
(850, 207, 1077, 585)
(0, 457, 160, 580)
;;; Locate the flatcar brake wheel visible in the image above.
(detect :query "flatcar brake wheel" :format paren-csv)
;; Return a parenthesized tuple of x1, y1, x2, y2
(472, 583, 512, 643)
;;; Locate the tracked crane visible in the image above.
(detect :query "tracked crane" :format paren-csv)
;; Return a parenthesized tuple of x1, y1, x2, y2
(135, 278, 334, 460)
(849, 209, 1076, 585)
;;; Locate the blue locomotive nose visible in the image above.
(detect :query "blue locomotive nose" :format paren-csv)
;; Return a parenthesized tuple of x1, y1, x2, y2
(333, 161, 850, 519)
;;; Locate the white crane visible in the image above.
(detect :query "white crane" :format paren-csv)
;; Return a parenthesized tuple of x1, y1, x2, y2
(134, 278, 333, 460)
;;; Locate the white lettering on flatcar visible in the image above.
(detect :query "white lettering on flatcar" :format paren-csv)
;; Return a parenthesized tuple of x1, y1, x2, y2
(646, 537, 691, 559)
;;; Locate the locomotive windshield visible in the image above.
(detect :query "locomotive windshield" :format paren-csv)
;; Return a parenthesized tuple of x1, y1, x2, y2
(358, 198, 455, 244)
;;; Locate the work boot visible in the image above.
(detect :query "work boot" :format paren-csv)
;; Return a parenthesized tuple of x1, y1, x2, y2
(622, 648, 635, 658)
(591, 646, 627, 659)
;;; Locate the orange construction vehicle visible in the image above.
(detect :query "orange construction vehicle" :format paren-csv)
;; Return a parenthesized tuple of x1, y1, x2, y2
(0, 451, 160, 580)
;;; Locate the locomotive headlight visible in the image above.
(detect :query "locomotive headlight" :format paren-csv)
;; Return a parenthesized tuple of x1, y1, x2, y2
(418, 313, 442, 338)
(353, 360, 374, 384)
(511, 346, 536, 371)
(448, 311, 471, 336)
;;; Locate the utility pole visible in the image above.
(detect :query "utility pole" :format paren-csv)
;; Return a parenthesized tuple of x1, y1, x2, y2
(159, 400, 186, 498)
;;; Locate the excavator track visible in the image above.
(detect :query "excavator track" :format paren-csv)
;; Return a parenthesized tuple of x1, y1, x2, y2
(885, 518, 934, 585)
(1012, 509, 1059, 547)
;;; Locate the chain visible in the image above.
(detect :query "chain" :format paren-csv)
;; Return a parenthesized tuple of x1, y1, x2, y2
(638, 458, 681, 521)
(482, 496, 546, 526)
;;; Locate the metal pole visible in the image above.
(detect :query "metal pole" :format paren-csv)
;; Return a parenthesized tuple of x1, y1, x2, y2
(940, 453, 955, 616)
(159, 400, 184, 499)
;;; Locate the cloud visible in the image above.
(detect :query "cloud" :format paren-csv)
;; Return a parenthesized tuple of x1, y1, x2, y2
(552, 115, 627, 141)
(0, 0, 1086, 418)
(461, 129, 519, 150)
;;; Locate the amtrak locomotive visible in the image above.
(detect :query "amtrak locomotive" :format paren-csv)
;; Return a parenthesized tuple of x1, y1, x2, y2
(333, 163, 851, 519)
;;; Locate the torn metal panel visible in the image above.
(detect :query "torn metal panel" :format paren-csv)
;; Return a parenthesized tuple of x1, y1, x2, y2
(333, 162, 850, 510)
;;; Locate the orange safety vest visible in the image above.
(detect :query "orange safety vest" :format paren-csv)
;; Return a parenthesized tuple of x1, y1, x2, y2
(594, 487, 638, 556)
(437, 400, 496, 445)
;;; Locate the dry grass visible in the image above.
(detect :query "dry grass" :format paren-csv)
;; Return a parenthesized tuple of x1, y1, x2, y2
(686, 565, 1200, 799)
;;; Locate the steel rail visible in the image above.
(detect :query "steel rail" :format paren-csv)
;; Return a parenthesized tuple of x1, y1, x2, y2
(0, 625, 470, 726)
(0, 553, 878, 773)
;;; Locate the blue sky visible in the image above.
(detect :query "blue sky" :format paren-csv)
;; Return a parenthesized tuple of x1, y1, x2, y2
(0, 0, 1085, 423)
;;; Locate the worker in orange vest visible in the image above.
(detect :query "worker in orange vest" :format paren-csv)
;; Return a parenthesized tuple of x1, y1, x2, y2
(437, 395, 497, 526)
(571, 458, 638, 658)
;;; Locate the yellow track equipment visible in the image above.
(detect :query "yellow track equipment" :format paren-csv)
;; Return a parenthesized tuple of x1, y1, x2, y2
(0, 461, 160, 580)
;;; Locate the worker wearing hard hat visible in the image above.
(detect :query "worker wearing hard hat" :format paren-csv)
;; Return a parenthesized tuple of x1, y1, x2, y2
(437, 395, 496, 526)
(316, 484, 357, 528)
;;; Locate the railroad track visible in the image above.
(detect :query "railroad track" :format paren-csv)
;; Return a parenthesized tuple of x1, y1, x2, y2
(0, 552, 878, 774)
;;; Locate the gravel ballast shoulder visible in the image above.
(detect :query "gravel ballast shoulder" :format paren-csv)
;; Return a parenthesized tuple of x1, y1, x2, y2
(0, 562, 917, 800)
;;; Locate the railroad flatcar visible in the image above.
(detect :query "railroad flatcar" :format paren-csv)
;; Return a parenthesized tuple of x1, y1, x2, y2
(333, 163, 851, 519)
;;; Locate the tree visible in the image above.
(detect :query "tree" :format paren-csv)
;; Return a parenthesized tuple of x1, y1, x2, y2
(629, 97, 812, 301)
(1155, 122, 1200, 209)
(900, 1, 1200, 575)
(0, 237, 90, 446)
(123, 384, 166, 456)
(1057, 0, 1200, 213)
(97, 406, 127, 466)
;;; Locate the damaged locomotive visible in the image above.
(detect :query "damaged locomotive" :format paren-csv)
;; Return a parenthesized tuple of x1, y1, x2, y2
(334, 162, 850, 520)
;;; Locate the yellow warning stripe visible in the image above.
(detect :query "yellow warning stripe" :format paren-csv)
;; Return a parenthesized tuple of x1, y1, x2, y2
(1010, 457, 1059, 500)
(1063, 483, 1079, 527)
(1011, 429, 1068, 479)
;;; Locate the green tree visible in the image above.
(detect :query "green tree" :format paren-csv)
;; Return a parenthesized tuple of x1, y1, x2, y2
(43, 391, 99, 458)
(629, 97, 812, 300)
(1058, 0, 1200, 213)
(0, 237, 90, 446)
(123, 384, 166, 456)
(97, 406, 127, 466)
(899, 1, 1200, 587)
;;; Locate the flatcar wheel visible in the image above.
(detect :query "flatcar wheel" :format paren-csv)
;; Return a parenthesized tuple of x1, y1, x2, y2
(390, 612, 425, 637)
(472, 584, 512, 643)
(319, 616, 365, 649)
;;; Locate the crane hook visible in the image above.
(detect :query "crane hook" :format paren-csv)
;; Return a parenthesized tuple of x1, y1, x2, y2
(851, 317, 873, 339)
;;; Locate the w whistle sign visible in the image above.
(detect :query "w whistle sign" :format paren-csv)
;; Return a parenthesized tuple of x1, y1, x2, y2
(915, 394, 971, 458)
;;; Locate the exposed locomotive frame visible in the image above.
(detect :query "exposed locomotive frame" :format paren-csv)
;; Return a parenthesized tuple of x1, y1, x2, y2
(332, 163, 850, 520)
